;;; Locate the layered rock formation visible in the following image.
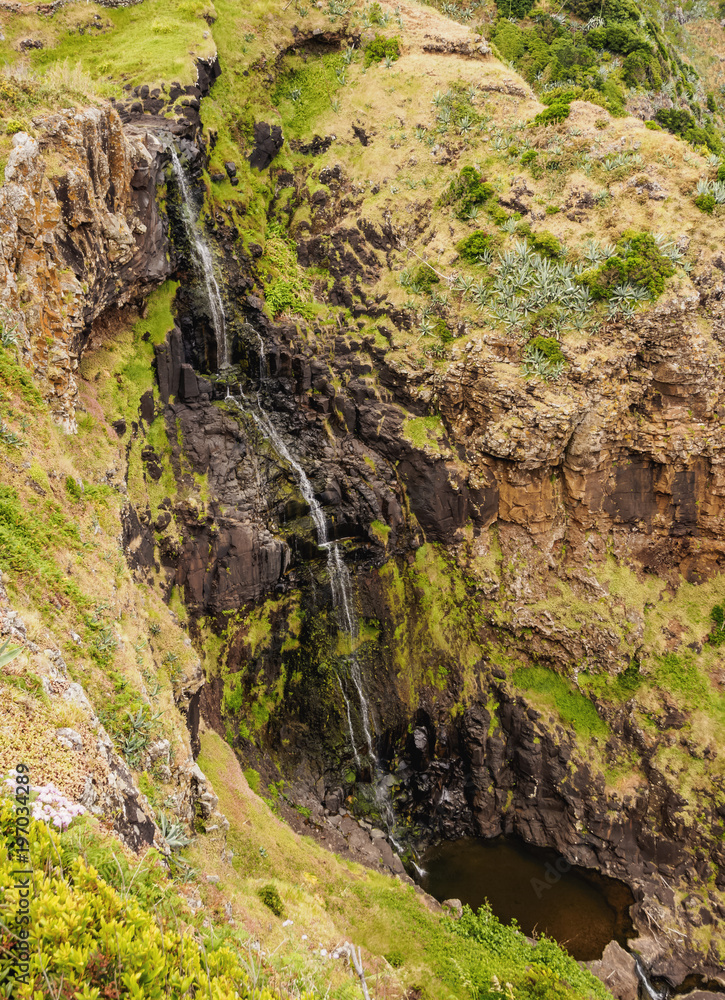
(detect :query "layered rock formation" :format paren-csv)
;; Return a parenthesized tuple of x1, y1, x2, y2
(0, 106, 169, 430)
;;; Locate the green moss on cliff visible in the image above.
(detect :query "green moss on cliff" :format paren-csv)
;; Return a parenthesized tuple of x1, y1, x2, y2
(512, 666, 609, 738)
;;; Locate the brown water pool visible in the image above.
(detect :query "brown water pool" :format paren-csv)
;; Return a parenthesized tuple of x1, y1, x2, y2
(420, 836, 635, 961)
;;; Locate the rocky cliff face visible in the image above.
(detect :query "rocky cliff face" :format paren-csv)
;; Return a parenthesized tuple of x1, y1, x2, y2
(0, 106, 171, 430)
(5, 3, 725, 991)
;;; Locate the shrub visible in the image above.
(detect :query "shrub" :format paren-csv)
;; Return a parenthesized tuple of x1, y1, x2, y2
(579, 231, 675, 300)
(457, 231, 495, 262)
(411, 263, 440, 292)
(258, 882, 284, 916)
(655, 107, 722, 153)
(0, 796, 268, 999)
(695, 193, 716, 214)
(708, 604, 725, 646)
(622, 50, 661, 88)
(533, 99, 571, 125)
(521, 149, 538, 166)
(586, 24, 650, 55)
(364, 34, 400, 66)
(527, 335, 564, 364)
(493, 0, 535, 18)
(5, 118, 24, 135)
(518, 226, 562, 259)
(447, 165, 495, 219)
(492, 20, 525, 61)
(644, 120, 662, 131)
(385, 948, 405, 968)
(718, 162, 725, 183)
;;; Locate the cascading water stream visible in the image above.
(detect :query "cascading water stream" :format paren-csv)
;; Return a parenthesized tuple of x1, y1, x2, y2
(169, 157, 411, 865)
(634, 957, 670, 1000)
(227, 386, 409, 858)
(168, 148, 228, 368)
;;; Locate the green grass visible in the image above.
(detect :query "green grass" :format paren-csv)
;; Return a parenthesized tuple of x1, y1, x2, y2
(402, 415, 448, 453)
(5, 0, 215, 92)
(272, 52, 345, 141)
(512, 666, 609, 738)
(0, 483, 86, 607)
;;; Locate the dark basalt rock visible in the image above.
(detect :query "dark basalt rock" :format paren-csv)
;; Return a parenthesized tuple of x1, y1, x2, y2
(249, 122, 284, 170)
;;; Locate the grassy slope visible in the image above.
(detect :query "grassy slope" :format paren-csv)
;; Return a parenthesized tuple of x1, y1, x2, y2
(190, 726, 611, 1000)
(0, 284, 201, 799)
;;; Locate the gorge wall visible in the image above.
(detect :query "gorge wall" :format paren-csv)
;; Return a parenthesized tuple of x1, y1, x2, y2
(3, 0, 725, 994)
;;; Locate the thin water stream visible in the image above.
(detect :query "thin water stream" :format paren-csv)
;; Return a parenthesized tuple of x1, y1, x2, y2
(171, 147, 411, 868)
(169, 148, 228, 368)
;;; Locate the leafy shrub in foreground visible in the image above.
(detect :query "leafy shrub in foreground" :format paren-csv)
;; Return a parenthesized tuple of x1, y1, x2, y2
(0, 796, 280, 999)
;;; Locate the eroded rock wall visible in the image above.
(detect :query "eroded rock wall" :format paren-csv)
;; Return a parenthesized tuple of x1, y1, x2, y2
(0, 105, 170, 430)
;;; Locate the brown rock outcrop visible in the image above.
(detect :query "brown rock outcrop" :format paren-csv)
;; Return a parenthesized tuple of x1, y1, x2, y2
(0, 106, 170, 430)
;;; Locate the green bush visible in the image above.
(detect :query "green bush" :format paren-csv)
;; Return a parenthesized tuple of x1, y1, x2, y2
(0, 797, 276, 1000)
(527, 335, 564, 364)
(717, 162, 725, 183)
(695, 193, 716, 214)
(655, 107, 722, 153)
(5, 118, 24, 135)
(446, 166, 495, 219)
(579, 231, 674, 300)
(622, 50, 661, 88)
(493, 0, 535, 18)
(518, 226, 562, 259)
(708, 604, 725, 646)
(521, 149, 538, 166)
(492, 20, 525, 61)
(258, 882, 284, 917)
(533, 99, 571, 125)
(363, 34, 400, 66)
(412, 263, 440, 292)
(644, 120, 662, 130)
(586, 24, 651, 55)
(456, 231, 495, 262)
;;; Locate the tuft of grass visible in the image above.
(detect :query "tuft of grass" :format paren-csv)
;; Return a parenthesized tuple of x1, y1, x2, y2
(402, 415, 447, 453)
(512, 666, 609, 738)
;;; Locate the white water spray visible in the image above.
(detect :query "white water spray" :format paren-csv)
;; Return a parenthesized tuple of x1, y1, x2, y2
(169, 148, 228, 368)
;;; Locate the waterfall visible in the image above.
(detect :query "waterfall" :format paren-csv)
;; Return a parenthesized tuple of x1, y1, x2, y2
(226, 392, 372, 758)
(166, 145, 408, 861)
(169, 148, 228, 368)
(634, 957, 670, 1000)
(227, 388, 404, 850)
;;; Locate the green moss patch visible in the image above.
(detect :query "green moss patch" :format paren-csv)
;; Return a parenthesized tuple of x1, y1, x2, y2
(512, 666, 609, 738)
